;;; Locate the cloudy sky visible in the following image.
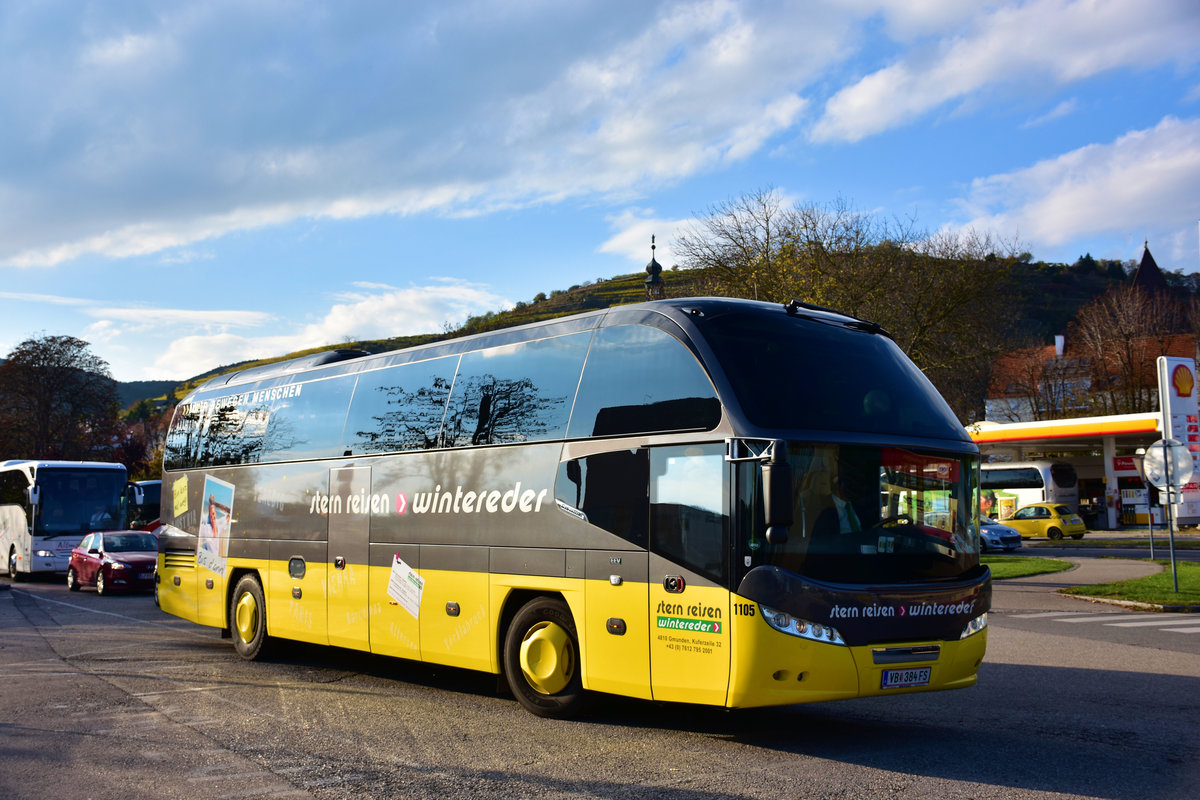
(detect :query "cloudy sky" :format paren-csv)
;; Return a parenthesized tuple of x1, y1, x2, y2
(2, 0, 1198, 382)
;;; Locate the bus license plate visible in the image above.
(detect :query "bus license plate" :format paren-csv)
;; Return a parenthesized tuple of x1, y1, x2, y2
(881, 667, 931, 689)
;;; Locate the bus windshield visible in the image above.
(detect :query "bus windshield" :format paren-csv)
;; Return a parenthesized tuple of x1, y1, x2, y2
(34, 468, 127, 536)
(739, 443, 981, 584)
(701, 310, 968, 442)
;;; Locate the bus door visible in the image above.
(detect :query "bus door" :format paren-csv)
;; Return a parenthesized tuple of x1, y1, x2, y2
(328, 466, 371, 650)
(647, 445, 731, 705)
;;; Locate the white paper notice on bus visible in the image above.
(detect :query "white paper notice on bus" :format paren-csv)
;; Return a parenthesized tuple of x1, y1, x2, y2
(387, 555, 424, 618)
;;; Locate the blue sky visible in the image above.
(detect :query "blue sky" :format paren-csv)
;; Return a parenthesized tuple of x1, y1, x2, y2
(2, 0, 1199, 383)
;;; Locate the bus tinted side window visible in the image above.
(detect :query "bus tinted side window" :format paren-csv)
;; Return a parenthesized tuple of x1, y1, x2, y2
(443, 333, 590, 447)
(163, 403, 206, 470)
(556, 450, 649, 547)
(345, 356, 457, 454)
(260, 375, 357, 462)
(0, 471, 28, 506)
(567, 325, 720, 439)
(200, 400, 266, 467)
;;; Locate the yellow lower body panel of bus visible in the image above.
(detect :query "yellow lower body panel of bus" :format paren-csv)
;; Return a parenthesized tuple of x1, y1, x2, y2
(727, 610, 987, 708)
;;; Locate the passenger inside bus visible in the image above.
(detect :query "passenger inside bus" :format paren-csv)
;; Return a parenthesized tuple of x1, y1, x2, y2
(810, 456, 879, 540)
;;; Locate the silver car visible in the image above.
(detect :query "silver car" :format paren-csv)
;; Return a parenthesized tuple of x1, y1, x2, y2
(980, 518, 1022, 553)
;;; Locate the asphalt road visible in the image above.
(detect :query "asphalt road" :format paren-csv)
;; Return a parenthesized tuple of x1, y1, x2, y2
(1, 563, 1197, 800)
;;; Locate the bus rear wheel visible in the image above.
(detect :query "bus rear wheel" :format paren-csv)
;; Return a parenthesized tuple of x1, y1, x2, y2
(503, 597, 584, 719)
(1047, 527, 1064, 540)
(230, 574, 271, 660)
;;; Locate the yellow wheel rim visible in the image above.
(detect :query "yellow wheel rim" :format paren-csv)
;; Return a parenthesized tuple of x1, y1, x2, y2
(234, 591, 259, 644)
(518, 620, 575, 695)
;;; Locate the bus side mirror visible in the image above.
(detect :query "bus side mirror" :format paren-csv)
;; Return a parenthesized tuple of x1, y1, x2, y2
(26, 486, 40, 506)
(130, 485, 145, 505)
(762, 454, 793, 545)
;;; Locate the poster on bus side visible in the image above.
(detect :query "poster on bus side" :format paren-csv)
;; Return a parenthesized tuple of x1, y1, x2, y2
(197, 475, 234, 576)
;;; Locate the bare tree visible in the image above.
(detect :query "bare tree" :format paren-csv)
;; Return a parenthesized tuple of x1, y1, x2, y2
(674, 187, 798, 301)
(674, 191, 1023, 422)
(1073, 286, 1186, 414)
(0, 335, 122, 459)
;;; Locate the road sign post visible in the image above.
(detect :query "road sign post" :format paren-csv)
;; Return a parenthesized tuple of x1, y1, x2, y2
(1141, 438, 1191, 593)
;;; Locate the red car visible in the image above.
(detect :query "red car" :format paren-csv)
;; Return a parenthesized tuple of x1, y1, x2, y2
(66, 531, 158, 595)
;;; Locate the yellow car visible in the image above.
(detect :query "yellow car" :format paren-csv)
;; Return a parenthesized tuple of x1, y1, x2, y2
(1003, 503, 1087, 540)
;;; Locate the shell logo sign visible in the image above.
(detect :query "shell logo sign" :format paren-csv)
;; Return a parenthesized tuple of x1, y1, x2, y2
(1172, 364, 1195, 398)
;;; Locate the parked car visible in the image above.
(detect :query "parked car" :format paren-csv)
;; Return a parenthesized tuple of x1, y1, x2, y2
(1003, 503, 1087, 540)
(980, 518, 1022, 552)
(66, 531, 158, 595)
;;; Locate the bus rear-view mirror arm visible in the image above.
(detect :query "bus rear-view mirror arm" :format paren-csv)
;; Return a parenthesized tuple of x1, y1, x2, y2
(762, 444, 793, 545)
(726, 437, 793, 545)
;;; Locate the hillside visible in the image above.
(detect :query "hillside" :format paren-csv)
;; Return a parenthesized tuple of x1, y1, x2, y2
(120, 255, 1178, 406)
(117, 380, 178, 408)
(155, 269, 707, 400)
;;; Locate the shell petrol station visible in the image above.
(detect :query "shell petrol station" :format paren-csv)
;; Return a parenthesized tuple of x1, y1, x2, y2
(968, 356, 1200, 531)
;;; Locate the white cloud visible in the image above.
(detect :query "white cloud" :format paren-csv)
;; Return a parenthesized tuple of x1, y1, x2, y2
(0, 291, 91, 306)
(81, 32, 173, 68)
(147, 280, 510, 380)
(1022, 99, 1079, 129)
(599, 209, 692, 269)
(0, 1, 847, 268)
(88, 306, 272, 330)
(813, 0, 1200, 142)
(953, 116, 1200, 250)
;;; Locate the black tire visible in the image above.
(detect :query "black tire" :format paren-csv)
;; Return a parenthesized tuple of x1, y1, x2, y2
(95, 569, 107, 596)
(1047, 527, 1064, 540)
(8, 548, 23, 582)
(66, 567, 80, 591)
(503, 597, 584, 718)
(230, 574, 271, 660)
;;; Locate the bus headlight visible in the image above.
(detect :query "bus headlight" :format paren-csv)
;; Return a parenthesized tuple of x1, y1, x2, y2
(960, 612, 988, 639)
(35, 549, 54, 557)
(760, 604, 846, 645)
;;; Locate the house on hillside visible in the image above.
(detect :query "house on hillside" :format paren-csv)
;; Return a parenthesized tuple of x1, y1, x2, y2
(986, 241, 1197, 423)
(986, 332, 1198, 423)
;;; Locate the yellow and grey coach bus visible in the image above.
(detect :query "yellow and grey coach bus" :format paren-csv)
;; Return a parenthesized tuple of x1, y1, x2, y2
(157, 297, 989, 717)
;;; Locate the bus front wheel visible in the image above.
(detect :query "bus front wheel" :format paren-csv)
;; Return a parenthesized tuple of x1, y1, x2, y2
(8, 548, 23, 582)
(230, 574, 271, 660)
(503, 597, 584, 719)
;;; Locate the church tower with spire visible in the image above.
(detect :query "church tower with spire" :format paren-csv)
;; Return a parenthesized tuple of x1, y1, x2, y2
(1131, 240, 1168, 295)
(644, 235, 665, 300)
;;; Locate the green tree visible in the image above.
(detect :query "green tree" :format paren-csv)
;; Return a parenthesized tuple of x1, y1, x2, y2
(0, 335, 123, 459)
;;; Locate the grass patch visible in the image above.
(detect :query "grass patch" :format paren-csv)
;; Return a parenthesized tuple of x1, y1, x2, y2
(982, 555, 1074, 580)
(1033, 537, 1200, 549)
(1060, 560, 1200, 606)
